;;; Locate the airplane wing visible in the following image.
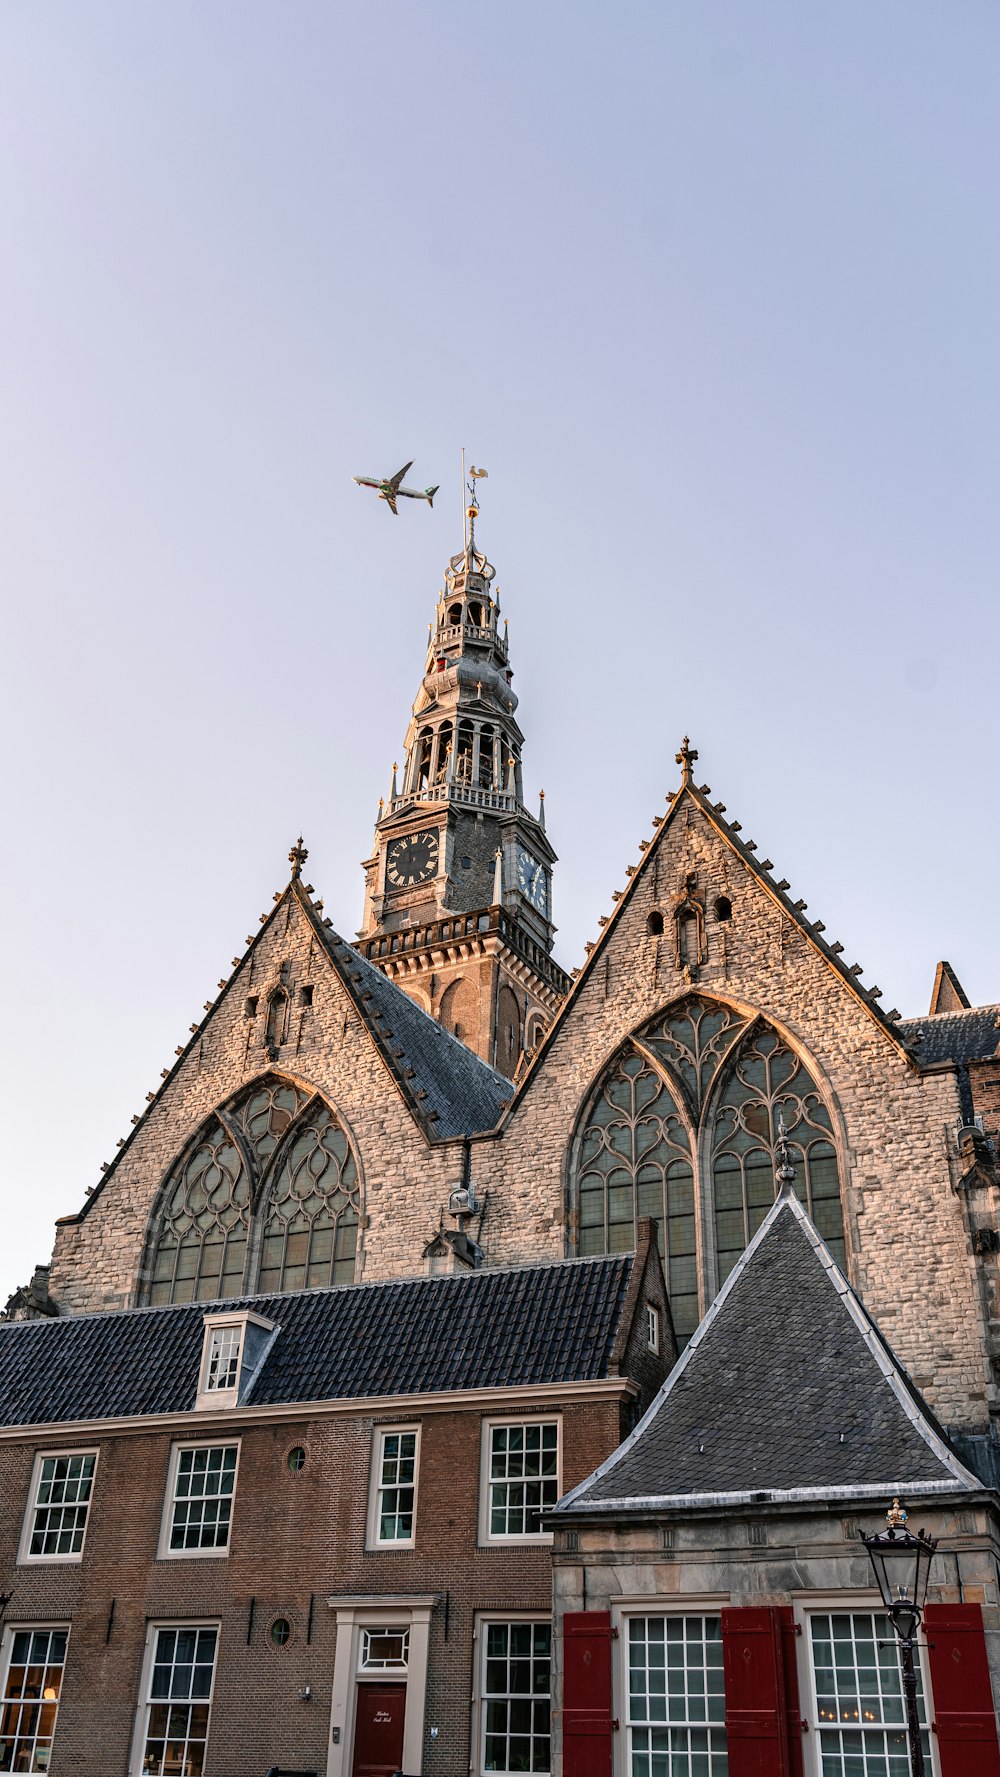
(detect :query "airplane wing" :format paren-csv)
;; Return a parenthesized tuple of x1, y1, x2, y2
(384, 492, 399, 515)
(388, 461, 414, 490)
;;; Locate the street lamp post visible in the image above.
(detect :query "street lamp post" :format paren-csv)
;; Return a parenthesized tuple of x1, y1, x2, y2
(861, 1499, 938, 1777)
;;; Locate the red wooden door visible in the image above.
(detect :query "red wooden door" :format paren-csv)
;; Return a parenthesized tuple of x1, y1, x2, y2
(351, 1683, 407, 1777)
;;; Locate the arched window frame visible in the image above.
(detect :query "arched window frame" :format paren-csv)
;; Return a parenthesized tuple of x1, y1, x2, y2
(566, 995, 849, 1333)
(139, 1074, 365, 1307)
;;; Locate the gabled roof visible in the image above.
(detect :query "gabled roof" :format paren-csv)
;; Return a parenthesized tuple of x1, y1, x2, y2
(555, 1189, 980, 1515)
(0, 1255, 635, 1430)
(929, 960, 971, 1016)
(507, 753, 915, 1114)
(66, 867, 514, 1222)
(317, 909, 514, 1138)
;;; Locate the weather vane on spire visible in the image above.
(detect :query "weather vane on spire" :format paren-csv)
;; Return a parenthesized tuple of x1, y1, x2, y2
(462, 451, 488, 548)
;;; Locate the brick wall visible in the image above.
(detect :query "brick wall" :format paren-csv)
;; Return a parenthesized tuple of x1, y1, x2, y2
(0, 1395, 622, 1777)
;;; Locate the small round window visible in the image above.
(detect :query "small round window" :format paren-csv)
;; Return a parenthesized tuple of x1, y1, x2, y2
(271, 1618, 291, 1647)
(287, 1446, 306, 1473)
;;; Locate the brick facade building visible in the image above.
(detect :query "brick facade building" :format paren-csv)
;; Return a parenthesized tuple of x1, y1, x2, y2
(2, 521, 1000, 1775)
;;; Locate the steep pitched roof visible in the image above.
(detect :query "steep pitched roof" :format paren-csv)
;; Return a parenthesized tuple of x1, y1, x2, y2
(555, 1190, 979, 1515)
(316, 913, 514, 1139)
(0, 1255, 634, 1430)
(507, 752, 915, 1114)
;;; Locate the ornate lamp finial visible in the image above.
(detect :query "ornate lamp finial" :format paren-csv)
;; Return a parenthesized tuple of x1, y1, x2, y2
(675, 736, 699, 785)
(886, 1497, 909, 1530)
(289, 837, 308, 880)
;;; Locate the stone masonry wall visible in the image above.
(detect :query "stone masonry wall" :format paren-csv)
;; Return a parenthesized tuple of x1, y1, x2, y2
(482, 793, 988, 1431)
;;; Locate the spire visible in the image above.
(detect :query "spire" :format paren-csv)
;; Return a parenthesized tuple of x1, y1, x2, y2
(288, 836, 308, 880)
(493, 846, 504, 905)
(675, 735, 699, 785)
(538, 789, 546, 830)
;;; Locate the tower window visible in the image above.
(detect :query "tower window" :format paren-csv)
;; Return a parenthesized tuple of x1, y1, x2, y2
(647, 911, 665, 936)
(299, 984, 314, 1007)
(448, 603, 462, 624)
(461, 856, 471, 870)
(715, 896, 732, 922)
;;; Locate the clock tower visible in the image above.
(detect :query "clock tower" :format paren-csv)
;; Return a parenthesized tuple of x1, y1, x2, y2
(358, 518, 570, 1078)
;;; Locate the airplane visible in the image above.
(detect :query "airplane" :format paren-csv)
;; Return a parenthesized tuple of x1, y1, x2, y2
(353, 461, 440, 516)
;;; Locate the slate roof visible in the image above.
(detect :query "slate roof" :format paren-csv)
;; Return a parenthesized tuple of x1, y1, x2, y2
(555, 1191, 978, 1515)
(0, 1255, 633, 1429)
(325, 930, 514, 1139)
(898, 1007, 1000, 1068)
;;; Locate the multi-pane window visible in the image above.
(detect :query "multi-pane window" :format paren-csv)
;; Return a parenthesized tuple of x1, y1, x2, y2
(360, 1628, 410, 1671)
(483, 1422, 559, 1540)
(372, 1430, 418, 1545)
(138, 1626, 218, 1777)
(147, 1079, 361, 1306)
(23, 1452, 97, 1560)
(164, 1445, 238, 1555)
(482, 1621, 551, 1775)
(808, 1610, 931, 1775)
(573, 997, 846, 1337)
(627, 1615, 727, 1777)
(0, 1627, 68, 1772)
(204, 1326, 241, 1393)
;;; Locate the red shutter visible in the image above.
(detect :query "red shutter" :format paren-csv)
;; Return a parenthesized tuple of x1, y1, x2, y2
(721, 1607, 799, 1777)
(562, 1611, 613, 1777)
(925, 1602, 1000, 1775)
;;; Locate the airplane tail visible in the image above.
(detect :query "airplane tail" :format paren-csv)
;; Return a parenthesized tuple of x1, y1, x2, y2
(426, 486, 440, 507)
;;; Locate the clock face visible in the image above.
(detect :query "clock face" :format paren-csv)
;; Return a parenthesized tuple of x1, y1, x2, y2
(516, 846, 547, 914)
(386, 830, 439, 889)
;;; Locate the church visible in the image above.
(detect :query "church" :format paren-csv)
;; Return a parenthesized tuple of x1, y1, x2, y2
(1, 513, 999, 1777)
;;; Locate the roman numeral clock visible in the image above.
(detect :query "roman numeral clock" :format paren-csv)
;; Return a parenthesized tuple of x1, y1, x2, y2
(386, 830, 439, 890)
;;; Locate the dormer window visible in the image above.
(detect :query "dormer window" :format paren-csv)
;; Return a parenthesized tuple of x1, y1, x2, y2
(196, 1311, 276, 1411)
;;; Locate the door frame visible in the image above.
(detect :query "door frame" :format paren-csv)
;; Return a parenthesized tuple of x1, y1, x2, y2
(326, 1594, 438, 1777)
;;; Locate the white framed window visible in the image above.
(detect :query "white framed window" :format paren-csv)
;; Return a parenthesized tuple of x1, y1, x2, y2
(195, 1311, 274, 1410)
(367, 1426, 420, 1548)
(804, 1608, 932, 1775)
(158, 1442, 240, 1558)
(645, 1304, 660, 1353)
(360, 1627, 410, 1671)
(626, 1614, 727, 1777)
(18, 1449, 98, 1564)
(131, 1623, 219, 1777)
(477, 1617, 551, 1776)
(0, 1624, 69, 1772)
(479, 1419, 560, 1543)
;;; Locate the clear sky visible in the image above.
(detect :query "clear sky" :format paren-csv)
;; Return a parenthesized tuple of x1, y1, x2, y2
(1, 2, 998, 1300)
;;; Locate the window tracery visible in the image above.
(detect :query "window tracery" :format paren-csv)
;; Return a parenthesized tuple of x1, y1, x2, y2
(258, 1106, 360, 1294)
(573, 998, 845, 1340)
(146, 1079, 361, 1306)
(149, 1121, 250, 1306)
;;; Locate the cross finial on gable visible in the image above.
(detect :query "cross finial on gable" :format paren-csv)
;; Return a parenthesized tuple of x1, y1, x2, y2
(288, 836, 308, 880)
(675, 736, 699, 784)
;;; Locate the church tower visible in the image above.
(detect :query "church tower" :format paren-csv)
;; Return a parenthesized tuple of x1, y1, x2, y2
(358, 506, 570, 1077)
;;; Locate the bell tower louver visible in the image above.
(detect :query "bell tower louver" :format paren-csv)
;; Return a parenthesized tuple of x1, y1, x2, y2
(358, 523, 570, 1079)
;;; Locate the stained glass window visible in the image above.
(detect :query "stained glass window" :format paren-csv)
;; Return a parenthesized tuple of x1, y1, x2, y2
(573, 998, 844, 1338)
(577, 1046, 696, 1335)
(712, 1025, 845, 1282)
(149, 1122, 250, 1307)
(257, 1105, 361, 1294)
(148, 1079, 362, 1304)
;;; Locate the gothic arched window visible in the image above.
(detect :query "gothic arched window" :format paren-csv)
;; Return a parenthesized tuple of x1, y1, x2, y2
(145, 1078, 362, 1305)
(577, 1048, 698, 1337)
(711, 1025, 844, 1283)
(149, 1120, 250, 1306)
(257, 1105, 361, 1294)
(571, 997, 845, 1341)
